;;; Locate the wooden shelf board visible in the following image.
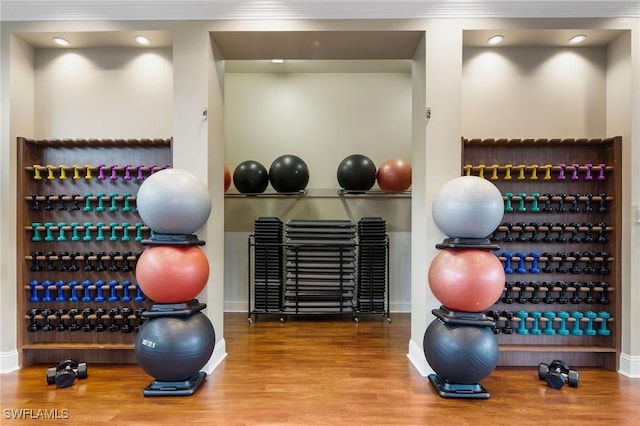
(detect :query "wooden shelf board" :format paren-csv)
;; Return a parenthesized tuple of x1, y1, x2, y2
(500, 344, 616, 353)
(23, 342, 134, 350)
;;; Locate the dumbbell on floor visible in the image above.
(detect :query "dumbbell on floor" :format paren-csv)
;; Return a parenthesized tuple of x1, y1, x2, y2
(538, 360, 579, 389)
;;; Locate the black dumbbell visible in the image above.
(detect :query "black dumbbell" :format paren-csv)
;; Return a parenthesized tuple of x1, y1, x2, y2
(556, 281, 569, 304)
(542, 193, 554, 212)
(538, 360, 579, 389)
(83, 252, 94, 271)
(95, 252, 107, 272)
(46, 359, 88, 389)
(122, 251, 133, 272)
(515, 222, 528, 242)
(599, 282, 610, 305)
(582, 222, 595, 242)
(555, 223, 567, 243)
(55, 309, 67, 331)
(108, 308, 120, 332)
(583, 193, 593, 212)
(569, 223, 582, 243)
(502, 222, 513, 242)
(555, 253, 568, 273)
(583, 252, 597, 274)
(556, 193, 567, 212)
(570, 282, 582, 304)
(502, 310, 514, 334)
(41, 309, 54, 332)
(27, 308, 41, 332)
(44, 251, 56, 271)
(108, 252, 121, 272)
(569, 193, 581, 212)
(502, 282, 514, 304)
(596, 222, 607, 243)
(57, 194, 67, 210)
(529, 222, 541, 242)
(584, 281, 596, 304)
(529, 282, 541, 304)
(44, 194, 54, 210)
(598, 252, 610, 275)
(82, 308, 94, 332)
(69, 252, 80, 272)
(541, 252, 554, 274)
(68, 309, 81, 331)
(95, 308, 107, 332)
(570, 252, 582, 274)
(516, 281, 528, 304)
(30, 251, 43, 271)
(134, 308, 145, 333)
(71, 194, 81, 211)
(121, 307, 133, 333)
(31, 193, 41, 211)
(598, 192, 607, 212)
(542, 281, 555, 304)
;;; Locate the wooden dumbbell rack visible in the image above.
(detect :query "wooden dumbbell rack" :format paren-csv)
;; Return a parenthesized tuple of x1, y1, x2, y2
(461, 137, 621, 370)
(17, 137, 172, 366)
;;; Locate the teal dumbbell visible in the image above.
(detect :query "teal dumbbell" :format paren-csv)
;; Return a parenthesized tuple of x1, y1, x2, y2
(44, 222, 55, 241)
(122, 193, 132, 212)
(517, 193, 527, 212)
(135, 222, 144, 242)
(570, 311, 584, 335)
(504, 193, 514, 212)
(96, 193, 106, 212)
(70, 222, 81, 241)
(530, 193, 540, 212)
(31, 222, 43, 241)
(557, 311, 570, 336)
(96, 223, 106, 241)
(57, 223, 67, 241)
(109, 223, 119, 241)
(584, 311, 597, 336)
(109, 193, 119, 212)
(83, 222, 93, 241)
(597, 311, 611, 336)
(530, 311, 542, 335)
(121, 223, 131, 241)
(543, 311, 556, 335)
(83, 192, 93, 211)
(516, 311, 529, 335)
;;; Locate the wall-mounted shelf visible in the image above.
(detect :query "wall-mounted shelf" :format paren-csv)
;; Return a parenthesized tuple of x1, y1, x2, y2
(462, 136, 622, 371)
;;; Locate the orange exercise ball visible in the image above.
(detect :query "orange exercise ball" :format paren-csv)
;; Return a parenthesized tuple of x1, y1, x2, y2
(376, 158, 412, 192)
(136, 245, 209, 303)
(224, 166, 231, 192)
(428, 249, 505, 312)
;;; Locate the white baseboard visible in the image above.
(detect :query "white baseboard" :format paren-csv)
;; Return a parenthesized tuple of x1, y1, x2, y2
(0, 350, 20, 373)
(407, 338, 433, 377)
(203, 338, 227, 374)
(619, 352, 640, 378)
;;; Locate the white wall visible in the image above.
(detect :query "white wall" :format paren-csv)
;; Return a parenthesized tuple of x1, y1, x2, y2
(34, 47, 173, 139)
(462, 46, 607, 138)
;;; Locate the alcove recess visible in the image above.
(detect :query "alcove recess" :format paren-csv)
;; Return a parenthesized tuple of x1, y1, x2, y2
(17, 137, 172, 366)
(462, 137, 621, 370)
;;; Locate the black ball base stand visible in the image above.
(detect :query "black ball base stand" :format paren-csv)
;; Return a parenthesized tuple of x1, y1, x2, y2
(143, 371, 207, 397)
(427, 374, 490, 400)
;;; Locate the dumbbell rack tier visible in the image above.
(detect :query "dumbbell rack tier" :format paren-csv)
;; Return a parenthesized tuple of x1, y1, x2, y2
(247, 218, 390, 322)
(17, 137, 172, 366)
(462, 137, 622, 370)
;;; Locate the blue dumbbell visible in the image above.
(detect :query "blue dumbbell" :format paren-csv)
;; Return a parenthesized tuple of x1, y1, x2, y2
(529, 252, 541, 274)
(42, 280, 54, 302)
(121, 280, 132, 302)
(134, 281, 145, 302)
(515, 252, 527, 274)
(81, 280, 93, 302)
(108, 280, 119, 302)
(502, 252, 514, 274)
(55, 280, 66, 302)
(29, 280, 40, 302)
(68, 280, 80, 302)
(94, 280, 106, 302)
(557, 311, 570, 335)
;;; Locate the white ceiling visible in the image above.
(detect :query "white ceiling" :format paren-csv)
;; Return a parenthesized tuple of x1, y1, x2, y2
(1, 0, 639, 21)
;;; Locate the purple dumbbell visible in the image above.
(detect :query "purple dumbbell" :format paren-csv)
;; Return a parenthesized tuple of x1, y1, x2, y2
(110, 164, 118, 180)
(136, 164, 145, 181)
(597, 163, 606, 180)
(557, 163, 566, 180)
(97, 164, 107, 180)
(584, 163, 593, 180)
(570, 163, 580, 180)
(124, 164, 132, 180)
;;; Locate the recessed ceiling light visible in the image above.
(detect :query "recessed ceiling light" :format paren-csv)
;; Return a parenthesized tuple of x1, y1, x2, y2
(271, 59, 285, 64)
(569, 34, 587, 45)
(487, 35, 504, 46)
(134, 35, 151, 45)
(52, 37, 71, 47)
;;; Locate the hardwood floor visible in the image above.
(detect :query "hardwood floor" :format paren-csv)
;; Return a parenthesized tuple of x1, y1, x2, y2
(2, 312, 639, 425)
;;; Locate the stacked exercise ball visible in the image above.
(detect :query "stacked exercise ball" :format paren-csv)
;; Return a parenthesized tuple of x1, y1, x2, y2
(134, 168, 215, 397)
(423, 175, 504, 399)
